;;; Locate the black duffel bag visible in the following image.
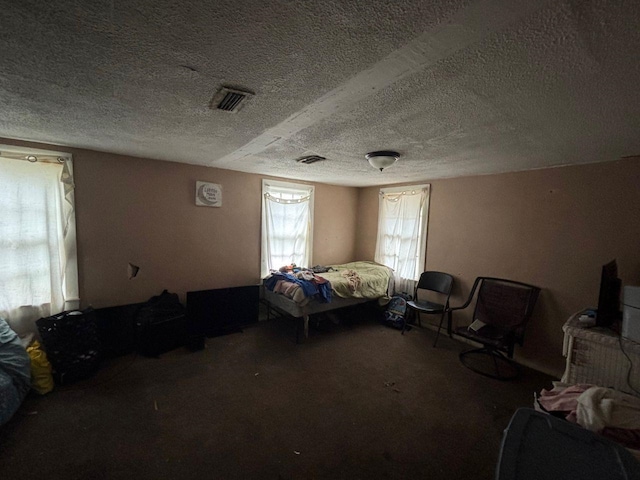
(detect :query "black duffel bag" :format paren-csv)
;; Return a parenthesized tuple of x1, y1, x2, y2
(135, 290, 186, 357)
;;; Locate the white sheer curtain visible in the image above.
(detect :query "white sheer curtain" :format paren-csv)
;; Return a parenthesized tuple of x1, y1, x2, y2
(374, 185, 430, 295)
(261, 180, 314, 277)
(0, 150, 79, 335)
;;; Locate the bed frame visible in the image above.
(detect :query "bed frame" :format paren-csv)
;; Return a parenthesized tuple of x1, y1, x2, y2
(262, 288, 373, 342)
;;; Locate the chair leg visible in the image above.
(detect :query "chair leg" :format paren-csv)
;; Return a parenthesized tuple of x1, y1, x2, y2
(402, 308, 418, 335)
(491, 351, 500, 374)
(432, 311, 447, 348)
(458, 347, 519, 380)
(401, 308, 411, 335)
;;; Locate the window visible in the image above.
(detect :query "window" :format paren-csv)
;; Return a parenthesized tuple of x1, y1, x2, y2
(374, 184, 430, 294)
(0, 147, 79, 334)
(261, 179, 314, 277)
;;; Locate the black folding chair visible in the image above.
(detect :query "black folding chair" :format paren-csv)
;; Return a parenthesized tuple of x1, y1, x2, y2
(403, 271, 454, 347)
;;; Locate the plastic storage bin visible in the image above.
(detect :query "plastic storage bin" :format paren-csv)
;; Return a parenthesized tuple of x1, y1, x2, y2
(36, 308, 101, 385)
(496, 408, 640, 480)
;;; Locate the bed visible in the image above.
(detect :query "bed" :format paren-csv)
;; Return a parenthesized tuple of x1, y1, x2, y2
(262, 261, 393, 341)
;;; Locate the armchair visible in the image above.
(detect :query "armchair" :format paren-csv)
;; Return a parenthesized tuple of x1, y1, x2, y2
(449, 277, 540, 380)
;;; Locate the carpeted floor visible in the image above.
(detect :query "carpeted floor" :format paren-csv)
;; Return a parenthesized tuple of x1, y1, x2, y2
(0, 308, 553, 479)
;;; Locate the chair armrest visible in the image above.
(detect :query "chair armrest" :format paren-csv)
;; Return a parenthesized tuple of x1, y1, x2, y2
(448, 277, 483, 312)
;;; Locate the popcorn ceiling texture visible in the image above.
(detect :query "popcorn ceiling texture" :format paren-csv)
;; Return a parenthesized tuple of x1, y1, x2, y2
(0, 0, 639, 186)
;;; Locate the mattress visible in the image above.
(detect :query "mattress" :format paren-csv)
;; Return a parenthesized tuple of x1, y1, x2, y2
(264, 261, 392, 306)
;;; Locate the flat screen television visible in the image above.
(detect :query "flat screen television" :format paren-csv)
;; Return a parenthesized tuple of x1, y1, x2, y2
(596, 259, 622, 327)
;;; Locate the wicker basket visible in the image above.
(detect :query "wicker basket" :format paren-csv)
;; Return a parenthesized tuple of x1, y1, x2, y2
(562, 311, 640, 395)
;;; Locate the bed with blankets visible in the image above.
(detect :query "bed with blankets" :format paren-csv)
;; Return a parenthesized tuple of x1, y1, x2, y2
(262, 261, 393, 341)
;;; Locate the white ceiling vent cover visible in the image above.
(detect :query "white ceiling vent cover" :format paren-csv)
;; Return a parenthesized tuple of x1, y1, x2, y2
(210, 87, 254, 113)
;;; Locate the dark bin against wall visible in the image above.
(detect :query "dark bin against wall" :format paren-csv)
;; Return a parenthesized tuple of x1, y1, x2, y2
(94, 302, 144, 358)
(36, 308, 101, 385)
(135, 313, 186, 357)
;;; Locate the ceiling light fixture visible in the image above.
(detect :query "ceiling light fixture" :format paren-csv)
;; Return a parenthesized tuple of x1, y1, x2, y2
(365, 150, 399, 171)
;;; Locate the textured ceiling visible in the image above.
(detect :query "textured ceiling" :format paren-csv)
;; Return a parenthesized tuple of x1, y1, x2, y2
(1, 0, 639, 186)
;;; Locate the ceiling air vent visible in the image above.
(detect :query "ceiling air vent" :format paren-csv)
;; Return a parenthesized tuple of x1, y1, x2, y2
(210, 87, 253, 113)
(296, 155, 326, 164)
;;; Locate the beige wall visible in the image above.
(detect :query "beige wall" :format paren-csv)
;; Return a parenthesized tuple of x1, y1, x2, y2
(76, 154, 358, 307)
(0, 138, 358, 308)
(5, 136, 640, 376)
(356, 158, 640, 376)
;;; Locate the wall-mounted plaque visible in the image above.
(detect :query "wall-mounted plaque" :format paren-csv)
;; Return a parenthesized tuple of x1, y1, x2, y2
(195, 181, 222, 207)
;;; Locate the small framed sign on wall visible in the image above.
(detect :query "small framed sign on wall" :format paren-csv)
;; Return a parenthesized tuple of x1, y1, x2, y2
(195, 181, 222, 207)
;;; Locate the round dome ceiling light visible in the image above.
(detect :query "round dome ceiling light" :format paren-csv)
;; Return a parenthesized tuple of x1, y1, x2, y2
(365, 151, 399, 171)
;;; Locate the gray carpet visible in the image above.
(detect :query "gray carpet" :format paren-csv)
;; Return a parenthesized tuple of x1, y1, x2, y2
(0, 310, 553, 479)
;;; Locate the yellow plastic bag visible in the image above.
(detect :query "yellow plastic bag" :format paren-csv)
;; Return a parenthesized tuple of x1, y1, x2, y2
(27, 341, 54, 394)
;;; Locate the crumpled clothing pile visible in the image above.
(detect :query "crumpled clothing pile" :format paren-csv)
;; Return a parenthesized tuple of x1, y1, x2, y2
(536, 382, 640, 454)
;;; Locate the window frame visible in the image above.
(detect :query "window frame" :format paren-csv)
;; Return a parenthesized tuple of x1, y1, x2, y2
(0, 145, 79, 334)
(374, 184, 430, 284)
(261, 179, 314, 277)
